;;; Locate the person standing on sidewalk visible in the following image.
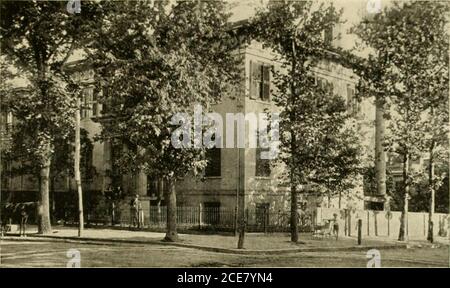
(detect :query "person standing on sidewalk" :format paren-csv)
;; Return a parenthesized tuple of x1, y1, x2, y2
(19, 204, 28, 237)
(332, 213, 339, 241)
(130, 194, 140, 228)
(138, 199, 144, 229)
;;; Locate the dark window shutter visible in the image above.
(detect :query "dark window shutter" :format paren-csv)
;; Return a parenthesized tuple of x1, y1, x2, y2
(82, 90, 88, 118)
(317, 78, 324, 91)
(92, 90, 98, 116)
(324, 26, 333, 45)
(328, 82, 334, 94)
(347, 85, 354, 114)
(205, 148, 221, 177)
(250, 61, 262, 99)
(249, 60, 255, 99)
(102, 86, 109, 114)
(262, 65, 270, 101)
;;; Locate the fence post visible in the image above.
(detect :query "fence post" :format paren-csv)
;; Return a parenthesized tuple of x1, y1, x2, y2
(387, 213, 390, 236)
(343, 209, 347, 236)
(198, 203, 202, 230)
(263, 206, 268, 233)
(374, 212, 378, 236)
(246, 208, 249, 227)
(348, 211, 352, 237)
(358, 219, 362, 245)
(367, 210, 370, 236)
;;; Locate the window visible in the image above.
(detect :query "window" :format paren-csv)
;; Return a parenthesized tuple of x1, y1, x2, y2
(256, 203, 270, 228)
(1, 159, 10, 189)
(81, 87, 98, 119)
(255, 148, 271, 177)
(346, 85, 360, 116)
(147, 177, 168, 198)
(205, 148, 221, 177)
(102, 86, 111, 115)
(317, 77, 334, 94)
(250, 61, 271, 101)
(92, 90, 99, 116)
(147, 176, 158, 197)
(110, 142, 123, 187)
(0, 112, 12, 134)
(323, 26, 333, 45)
(346, 84, 355, 114)
(203, 202, 221, 225)
(81, 140, 94, 181)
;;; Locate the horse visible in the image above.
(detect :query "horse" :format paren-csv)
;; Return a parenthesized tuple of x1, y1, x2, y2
(1, 202, 37, 236)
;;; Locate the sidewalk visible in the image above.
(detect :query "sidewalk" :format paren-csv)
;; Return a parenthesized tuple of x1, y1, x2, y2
(360, 234, 449, 246)
(1, 226, 415, 254)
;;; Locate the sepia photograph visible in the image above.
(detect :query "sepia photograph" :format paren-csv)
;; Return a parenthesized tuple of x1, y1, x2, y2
(0, 0, 449, 270)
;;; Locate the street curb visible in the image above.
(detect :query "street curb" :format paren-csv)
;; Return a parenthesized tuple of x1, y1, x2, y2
(1, 235, 408, 255)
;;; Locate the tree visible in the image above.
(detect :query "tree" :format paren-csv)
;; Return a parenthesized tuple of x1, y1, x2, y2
(89, 0, 242, 242)
(0, 1, 106, 233)
(311, 123, 363, 209)
(385, 101, 425, 241)
(393, 1, 450, 242)
(353, 1, 449, 241)
(251, 1, 362, 242)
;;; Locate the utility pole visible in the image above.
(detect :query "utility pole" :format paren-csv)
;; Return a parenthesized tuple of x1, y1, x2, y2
(75, 96, 84, 237)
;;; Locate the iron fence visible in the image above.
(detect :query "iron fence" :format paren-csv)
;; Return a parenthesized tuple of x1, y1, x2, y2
(76, 206, 313, 233)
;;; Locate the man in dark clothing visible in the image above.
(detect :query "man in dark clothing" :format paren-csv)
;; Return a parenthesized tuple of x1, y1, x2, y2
(130, 194, 140, 228)
(19, 205, 28, 237)
(332, 213, 339, 240)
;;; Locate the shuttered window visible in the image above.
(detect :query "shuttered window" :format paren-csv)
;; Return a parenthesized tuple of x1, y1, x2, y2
(81, 87, 98, 119)
(250, 61, 271, 101)
(347, 85, 360, 116)
(255, 148, 271, 177)
(324, 26, 333, 45)
(205, 148, 221, 177)
(347, 85, 354, 114)
(317, 77, 334, 94)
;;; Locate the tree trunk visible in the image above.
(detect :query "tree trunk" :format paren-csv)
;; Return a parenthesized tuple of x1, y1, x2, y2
(37, 158, 52, 234)
(398, 153, 409, 241)
(164, 178, 178, 242)
(375, 95, 387, 206)
(427, 141, 435, 242)
(290, 183, 298, 243)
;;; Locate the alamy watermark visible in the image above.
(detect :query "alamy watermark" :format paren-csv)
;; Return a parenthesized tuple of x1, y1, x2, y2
(170, 104, 280, 160)
(366, 249, 381, 268)
(367, 0, 382, 14)
(66, 249, 81, 268)
(67, 0, 81, 14)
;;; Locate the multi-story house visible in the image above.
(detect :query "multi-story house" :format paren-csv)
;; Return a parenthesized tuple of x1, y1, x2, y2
(1, 19, 383, 227)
